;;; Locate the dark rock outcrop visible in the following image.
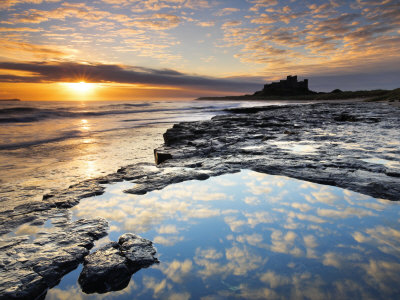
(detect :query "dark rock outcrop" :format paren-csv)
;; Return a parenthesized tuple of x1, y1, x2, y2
(154, 149, 172, 164)
(78, 233, 158, 294)
(0, 218, 108, 300)
(149, 102, 400, 201)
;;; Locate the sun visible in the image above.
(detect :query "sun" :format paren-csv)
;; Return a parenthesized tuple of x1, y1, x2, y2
(64, 81, 95, 93)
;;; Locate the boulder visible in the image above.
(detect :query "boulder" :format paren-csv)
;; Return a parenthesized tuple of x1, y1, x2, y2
(78, 233, 158, 294)
(154, 149, 172, 164)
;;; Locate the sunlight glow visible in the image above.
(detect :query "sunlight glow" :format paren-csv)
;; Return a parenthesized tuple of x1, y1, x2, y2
(64, 81, 96, 93)
(79, 119, 90, 131)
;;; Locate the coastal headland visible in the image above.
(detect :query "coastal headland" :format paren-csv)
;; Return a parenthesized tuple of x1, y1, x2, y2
(198, 75, 400, 102)
(1, 100, 399, 299)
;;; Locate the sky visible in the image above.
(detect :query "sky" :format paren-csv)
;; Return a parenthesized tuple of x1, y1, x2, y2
(0, 0, 399, 100)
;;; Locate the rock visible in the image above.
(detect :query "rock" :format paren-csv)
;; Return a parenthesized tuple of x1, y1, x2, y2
(119, 233, 157, 265)
(1, 101, 400, 299)
(154, 149, 172, 164)
(0, 218, 108, 300)
(78, 233, 158, 294)
(334, 113, 358, 122)
(149, 102, 399, 201)
(78, 242, 130, 294)
(42, 193, 54, 200)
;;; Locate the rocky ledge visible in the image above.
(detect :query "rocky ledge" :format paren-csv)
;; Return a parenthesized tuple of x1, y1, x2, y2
(0, 101, 399, 299)
(78, 233, 158, 294)
(0, 218, 108, 300)
(148, 102, 400, 201)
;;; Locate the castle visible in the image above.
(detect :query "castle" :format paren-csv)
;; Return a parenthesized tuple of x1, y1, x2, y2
(254, 75, 314, 96)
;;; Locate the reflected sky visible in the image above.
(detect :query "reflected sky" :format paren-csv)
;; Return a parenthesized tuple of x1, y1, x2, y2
(45, 170, 400, 299)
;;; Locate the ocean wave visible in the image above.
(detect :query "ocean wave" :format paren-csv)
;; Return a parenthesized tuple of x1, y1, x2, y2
(0, 130, 84, 150)
(0, 107, 41, 114)
(0, 116, 42, 123)
(188, 105, 219, 110)
(0, 105, 207, 124)
(98, 103, 151, 109)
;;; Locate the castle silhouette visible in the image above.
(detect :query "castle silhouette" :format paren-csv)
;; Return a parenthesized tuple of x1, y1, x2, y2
(254, 75, 315, 96)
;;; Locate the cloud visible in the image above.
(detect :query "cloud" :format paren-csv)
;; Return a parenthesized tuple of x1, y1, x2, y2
(245, 180, 273, 195)
(269, 230, 304, 256)
(287, 211, 327, 224)
(224, 216, 246, 232)
(0, 61, 262, 91)
(249, 0, 278, 12)
(225, 245, 265, 276)
(0, 0, 61, 10)
(0, 27, 42, 32)
(305, 189, 338, 205)
(167, 292, 191, 300)
(317, 207, 376, 219)
(353, 225, 400, 256)
(221, 20, 242, 29)
(244, 211, 275, 227)
(184, 0, 211, 9)
(153, 235, 184, 246)
(195, 248, 223, 260)
(361, 259, 400, 294)
(244, 196, 260, 205)
(125, 14, 181, 30)
(217, 1, 400, 82)
(157, 224, 178, 234)
(158, 259, 193, 283)
(308, 2, 337, 15)
(260, 271, 290, 288)
(0, 40, 71, 60)
(291, 202, 312, 212)
(322, 252, 345, 268)
(196, 21, 215, 27)
(142, 276, 167, 297)
(215, 7, 240, 16)
(250, 13, 276, 24)
(3, 3, 112, 24)
(236, 233, 264, 246)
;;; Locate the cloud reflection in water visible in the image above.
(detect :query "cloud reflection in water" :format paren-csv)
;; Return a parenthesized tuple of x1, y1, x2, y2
(47, 170, 400, 299)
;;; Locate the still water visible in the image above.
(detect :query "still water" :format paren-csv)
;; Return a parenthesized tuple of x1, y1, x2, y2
(44, 170, 400, 300)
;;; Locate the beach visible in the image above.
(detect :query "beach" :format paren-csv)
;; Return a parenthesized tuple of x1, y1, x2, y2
(0, 100, 271, 212)
(1, 0, 400, 297)
(1, 100, 400, 299)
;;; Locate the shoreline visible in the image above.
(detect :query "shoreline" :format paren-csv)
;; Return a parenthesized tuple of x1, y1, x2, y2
(196, 87, 400, 102)
(1, 100, 399, 299)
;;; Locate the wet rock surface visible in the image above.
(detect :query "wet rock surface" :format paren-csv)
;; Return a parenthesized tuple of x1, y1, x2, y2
(78, 233, 158, 294)
(147, 102, 400, 201)
(0, 101, 399, 299)
(0, 218, 108, 300)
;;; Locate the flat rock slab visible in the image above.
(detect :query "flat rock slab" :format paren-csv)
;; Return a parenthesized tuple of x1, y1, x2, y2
(78, 233, 158, 294)
(146, 102, 400, 201)
(0, 218, 108, 300)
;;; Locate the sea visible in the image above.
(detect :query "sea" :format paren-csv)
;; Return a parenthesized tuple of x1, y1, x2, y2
(0, 99, 273, 211)
(2, 99, 400, 299)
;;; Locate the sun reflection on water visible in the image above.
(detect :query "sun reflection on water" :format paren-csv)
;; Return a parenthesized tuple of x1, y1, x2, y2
(79, 119, 90, 131)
